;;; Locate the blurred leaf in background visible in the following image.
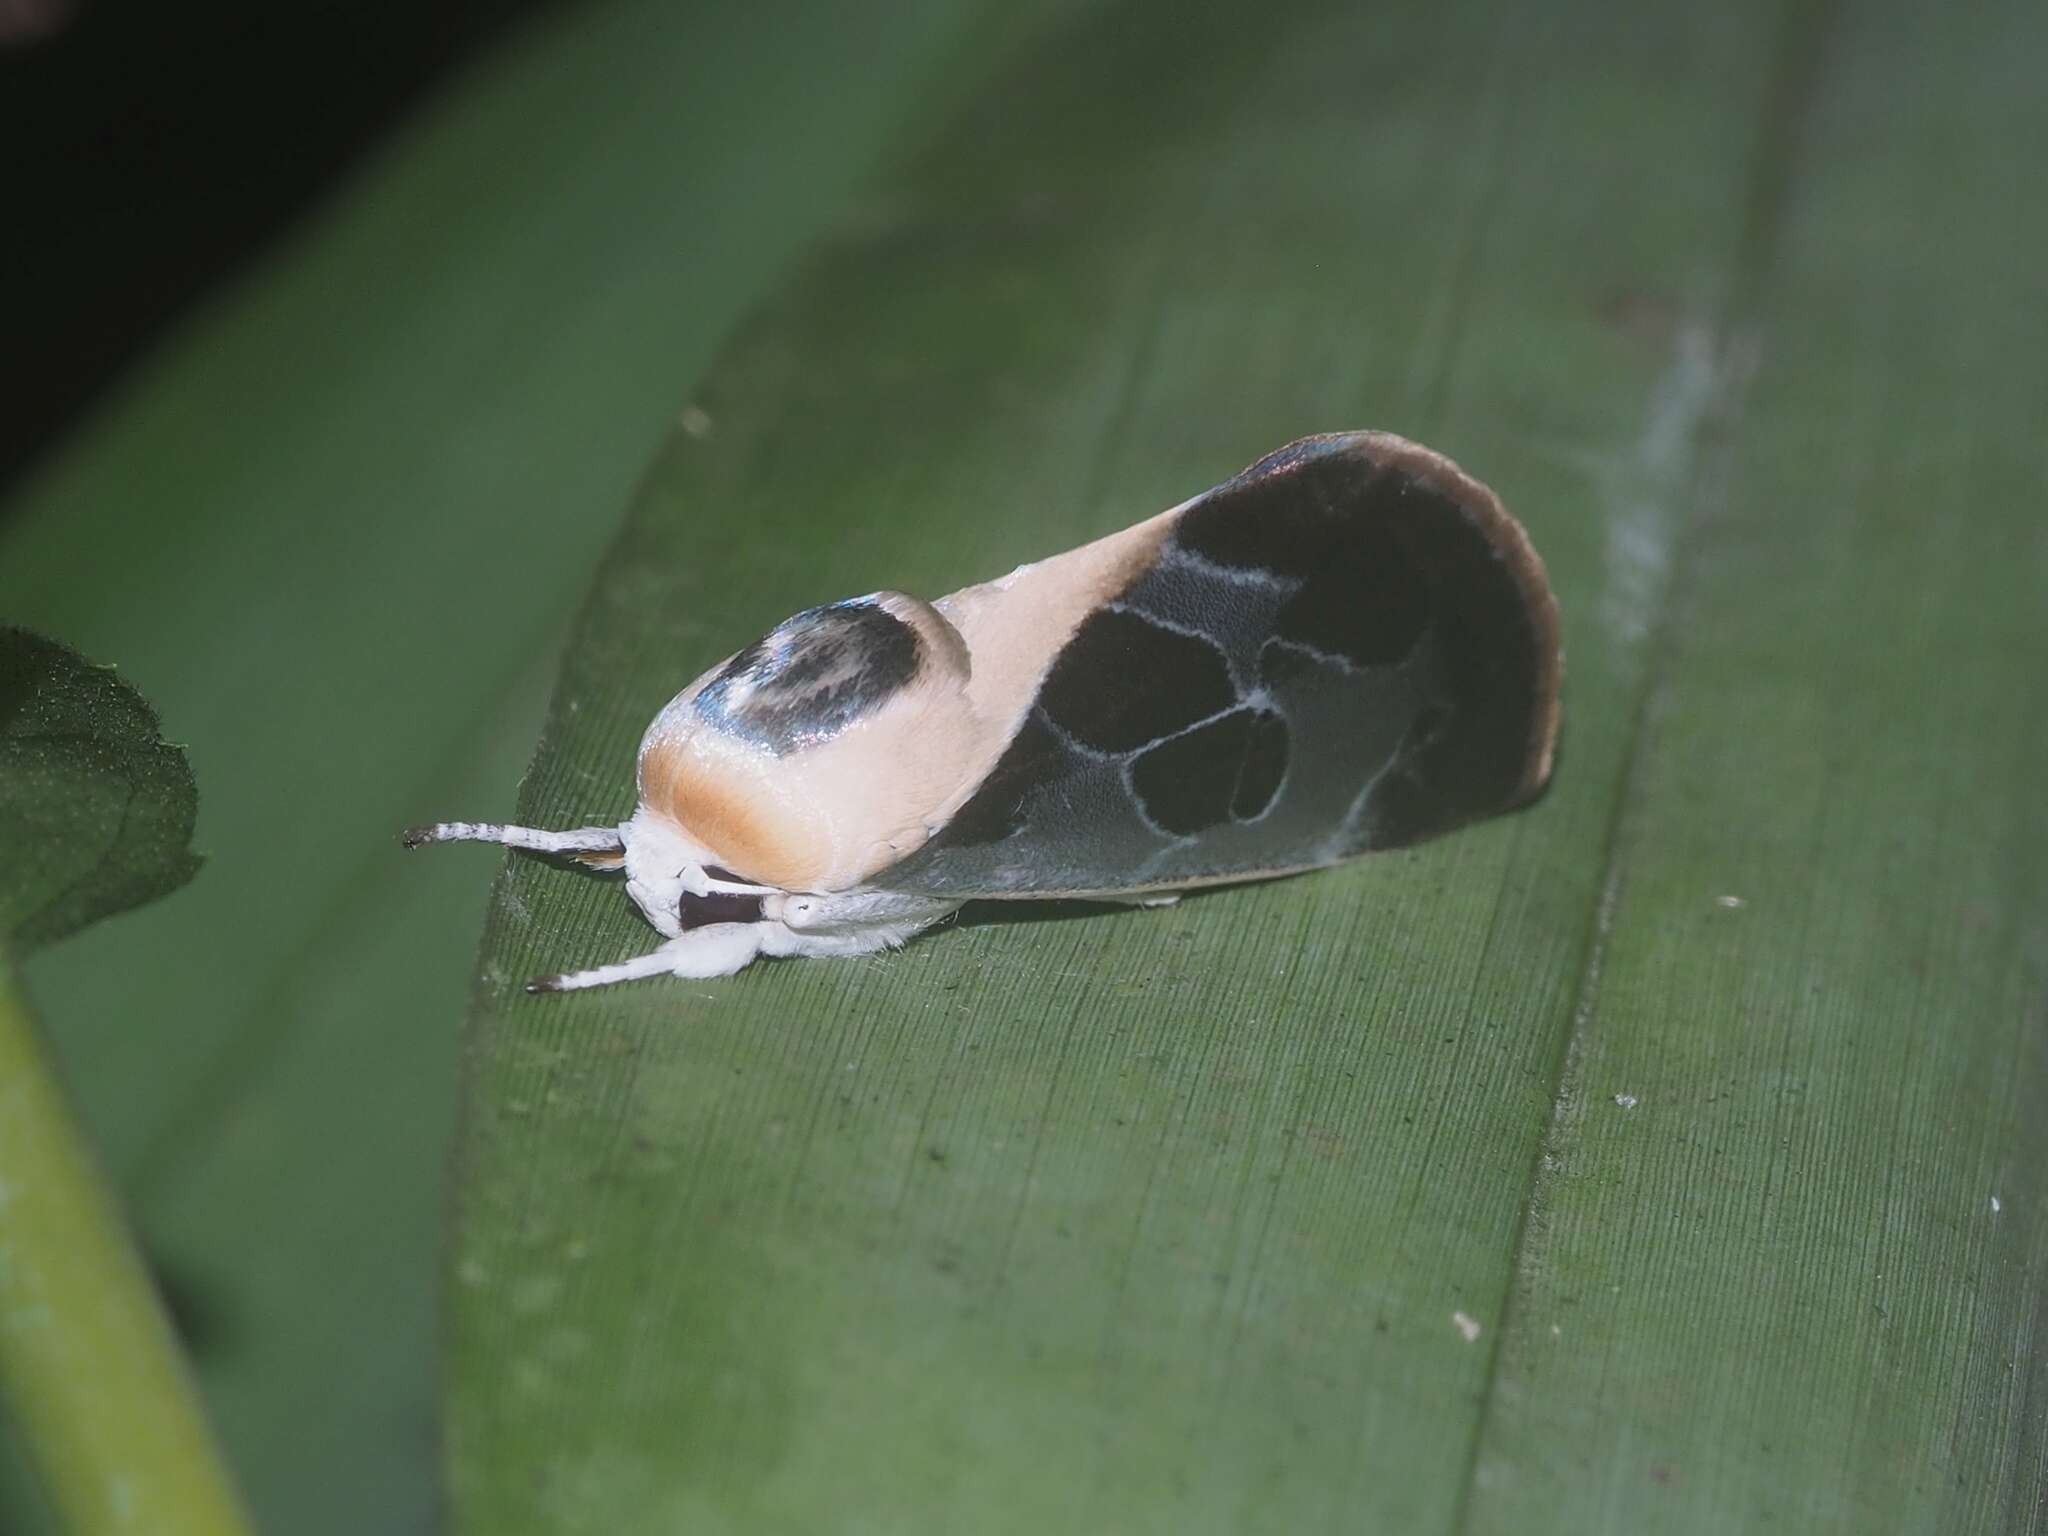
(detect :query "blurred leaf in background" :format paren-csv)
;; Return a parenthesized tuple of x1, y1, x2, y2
(1, 629, 201, 949)
(0, 0, 1019, 1529)
(0, 629, 251, 1535)
(445, 0, 2046, 1530)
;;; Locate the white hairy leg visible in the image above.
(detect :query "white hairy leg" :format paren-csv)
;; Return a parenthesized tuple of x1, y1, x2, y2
(526, 893, 961, 992)
(528, 923, 768, 992)
(406, 816, 771, 906)
(770, 890, 960, 935)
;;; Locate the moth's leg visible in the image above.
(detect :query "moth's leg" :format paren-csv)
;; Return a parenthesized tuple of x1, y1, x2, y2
(759, 891, 960, 960)
(769, 890, 960, 936)
(404, 820, 625, 858)
(529, 897, 961, 990)
(1098, 893, 1181, 909)
(527, 923, 766, 992)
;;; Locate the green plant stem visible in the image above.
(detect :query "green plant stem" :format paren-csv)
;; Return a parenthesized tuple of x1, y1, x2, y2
(0, 954, 252, 1535)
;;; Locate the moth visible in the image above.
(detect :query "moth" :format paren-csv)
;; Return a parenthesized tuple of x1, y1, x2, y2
(407, 432, 1561, 991)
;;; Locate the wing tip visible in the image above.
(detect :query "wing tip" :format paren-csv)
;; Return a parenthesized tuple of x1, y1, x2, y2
(1256, 430, 1565, 811)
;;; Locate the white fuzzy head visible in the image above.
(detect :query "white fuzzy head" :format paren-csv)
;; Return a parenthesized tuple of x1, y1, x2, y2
(618, 807, 731, 938)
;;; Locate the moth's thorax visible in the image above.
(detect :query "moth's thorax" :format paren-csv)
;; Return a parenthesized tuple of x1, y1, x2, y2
(633, 591, 986, 892)
(689, 596, 929, 753)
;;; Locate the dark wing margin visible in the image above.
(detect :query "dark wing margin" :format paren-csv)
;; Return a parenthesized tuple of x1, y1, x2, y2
(873, 432, 1563, 897)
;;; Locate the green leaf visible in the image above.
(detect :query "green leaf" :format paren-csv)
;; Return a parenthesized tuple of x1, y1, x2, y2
(0, 2, 1021, 1530)
(0, 633, 248, 1534)
(448, 0, 2046, 1528)
(0, 961, 255, 1536)
(0, 628, 201, 952)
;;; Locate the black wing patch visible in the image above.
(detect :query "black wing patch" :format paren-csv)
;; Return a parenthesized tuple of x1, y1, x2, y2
(1128, 705, 1290, 835)
(694, 597, 921, 754)
(875, 434, 1559, 896)
(1038, 606, 1235, 752)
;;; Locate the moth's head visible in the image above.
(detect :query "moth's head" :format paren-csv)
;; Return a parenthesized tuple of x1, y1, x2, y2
(617, 809, 723, 938)
(633, 592, 986, 893)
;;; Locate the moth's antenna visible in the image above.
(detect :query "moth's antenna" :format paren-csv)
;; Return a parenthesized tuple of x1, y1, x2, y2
(402, 821, 625, 855)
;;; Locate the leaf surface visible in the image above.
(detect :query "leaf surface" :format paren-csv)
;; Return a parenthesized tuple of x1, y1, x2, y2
(0, 628, 201, 950)
(0, 1, 1006, 1529)
(443, 0, 2047, 1528)
(0, 632, 248, 1534)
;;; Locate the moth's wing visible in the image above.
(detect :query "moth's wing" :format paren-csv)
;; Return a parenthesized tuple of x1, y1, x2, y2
(870, 432, 1562, 899)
